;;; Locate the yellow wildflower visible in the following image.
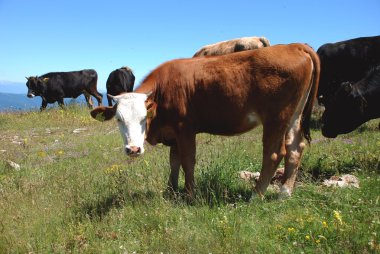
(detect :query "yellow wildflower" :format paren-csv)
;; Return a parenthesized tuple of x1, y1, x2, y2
(322, 221, 328, 228)
(287, 227, 296, 233)
(305, 235, 311, 240)
(38, 151, 46, 158)
(333, 210, 343, 225)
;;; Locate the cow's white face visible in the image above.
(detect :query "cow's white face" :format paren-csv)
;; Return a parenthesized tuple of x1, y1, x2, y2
(91, 93, 148, 156)
(114, 93, 148, 156)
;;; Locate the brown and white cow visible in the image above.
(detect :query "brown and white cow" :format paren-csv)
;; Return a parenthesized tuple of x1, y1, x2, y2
(193, 36, 270, 57)
(91, 43, 320, 199)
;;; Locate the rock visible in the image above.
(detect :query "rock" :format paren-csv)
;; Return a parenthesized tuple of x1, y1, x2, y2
(73, 128, 88, 134)
(6, 160, 20, 170)
(239, 171, 260, 181)
(322, 174, 360, 188)
(239, 168, 285, 183)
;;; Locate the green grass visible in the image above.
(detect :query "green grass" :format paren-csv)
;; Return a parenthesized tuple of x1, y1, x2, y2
(0, 105, 379, 253)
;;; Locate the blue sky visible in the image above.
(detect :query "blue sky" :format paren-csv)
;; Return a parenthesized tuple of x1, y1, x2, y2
(0, 0, 379, 92)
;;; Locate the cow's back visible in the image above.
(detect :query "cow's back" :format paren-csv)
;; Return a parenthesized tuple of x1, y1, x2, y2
(193, 36, 270, 57)
(138, 43, 318, 136)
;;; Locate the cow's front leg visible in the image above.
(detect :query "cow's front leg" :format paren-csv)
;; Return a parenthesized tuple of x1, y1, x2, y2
(40, 100, 48, 111)
(254, 123, 286, 199)
(168, 145, 181, 194)
(107, 94, 114, 107)
(177, 132, 196, 200)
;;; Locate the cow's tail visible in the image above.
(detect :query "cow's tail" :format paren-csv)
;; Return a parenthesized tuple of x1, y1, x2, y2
(259, 37, 271, 47)
(301, 45, 320, 144)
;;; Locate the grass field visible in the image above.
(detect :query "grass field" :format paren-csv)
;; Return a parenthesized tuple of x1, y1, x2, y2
(0, 104, 379, 253)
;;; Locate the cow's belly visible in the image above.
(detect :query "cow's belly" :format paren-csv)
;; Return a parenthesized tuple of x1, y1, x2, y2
(198, 111, 262, 136)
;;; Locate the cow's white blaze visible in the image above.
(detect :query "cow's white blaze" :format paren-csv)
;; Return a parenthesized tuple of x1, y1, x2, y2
(112, 93, 148, 155)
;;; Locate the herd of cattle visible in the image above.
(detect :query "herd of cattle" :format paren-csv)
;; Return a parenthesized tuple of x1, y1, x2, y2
(26, 35, 380, 199)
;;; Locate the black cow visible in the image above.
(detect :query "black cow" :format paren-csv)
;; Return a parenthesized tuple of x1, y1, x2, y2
(317, 35, 380, 105)
(106, 67, 135, 106)
(317, 36, 380, 137)
(26, 69, 103, 111)
(321, 65, 380, 137)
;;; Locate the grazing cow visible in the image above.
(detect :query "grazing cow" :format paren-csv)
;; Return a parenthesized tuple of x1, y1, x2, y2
(193, 36, 270, 57)
(317, 35, 380, 106)
(321, 65, 380, 137)
(91, 43, 320, 199)
(106, 67, 135, 106)
(26, 69, 103, 111)
(316, 36, 380, 137)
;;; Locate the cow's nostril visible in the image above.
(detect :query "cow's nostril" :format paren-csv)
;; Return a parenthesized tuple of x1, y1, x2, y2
(126, 146, 141, 155)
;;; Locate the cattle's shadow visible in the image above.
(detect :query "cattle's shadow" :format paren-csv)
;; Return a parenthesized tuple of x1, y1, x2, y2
(78, 190, 156, 220)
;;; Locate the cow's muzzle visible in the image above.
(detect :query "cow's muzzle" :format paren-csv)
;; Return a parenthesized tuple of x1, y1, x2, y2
(27, 93, 35, 98)
(125, 145, 142, 156)
(321, 125, 337, 138)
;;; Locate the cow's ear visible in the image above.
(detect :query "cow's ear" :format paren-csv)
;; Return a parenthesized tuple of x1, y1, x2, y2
(91, 106, 116, 121)
(41, 78, 49, 84)
(145, 99, 157, 119)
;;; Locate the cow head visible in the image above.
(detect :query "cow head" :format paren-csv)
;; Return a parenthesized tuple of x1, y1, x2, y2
(25, 76, 49, 98)
(90, 92, 156, 156)
(321, 82, 366, 138)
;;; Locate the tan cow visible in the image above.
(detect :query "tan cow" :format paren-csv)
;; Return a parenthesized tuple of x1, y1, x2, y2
(91, 43, 320, 200)
(193, 36, 270, 57)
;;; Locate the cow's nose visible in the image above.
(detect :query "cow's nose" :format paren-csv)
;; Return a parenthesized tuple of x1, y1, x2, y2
(27, 93, 35, 98)
(125, 146, 141, 156)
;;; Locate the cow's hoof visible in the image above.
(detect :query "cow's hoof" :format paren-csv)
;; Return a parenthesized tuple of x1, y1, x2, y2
(279, 186, 292, 200)
(249, 191, 264, 202)
(163, 188, 180, 201)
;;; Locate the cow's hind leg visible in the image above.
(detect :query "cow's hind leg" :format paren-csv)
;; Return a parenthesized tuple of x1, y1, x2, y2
(87, 88, 103, 107)
(254, 123, 287, 199)
(83, 91, 94, 108)
(58, 98, 65, 109)
(281, 117, 305, 198)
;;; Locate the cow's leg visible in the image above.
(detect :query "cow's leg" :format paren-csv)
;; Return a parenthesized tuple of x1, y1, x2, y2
(94, 91, 103, 107)
(177, 132, 196, 199)
(281, 117, 305, 198)
(254, 123, 287, 199)
(58, 98, 65, 109)
(87, 88, 103, 107)
(83, 92, 94, 109)
(107, 94, 114, 107)
(168, 145, 181, 193)
(40, 100, 48, 111)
